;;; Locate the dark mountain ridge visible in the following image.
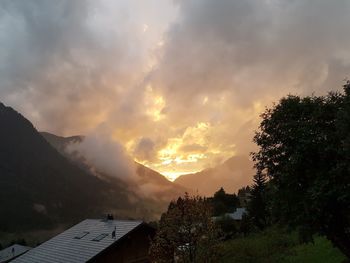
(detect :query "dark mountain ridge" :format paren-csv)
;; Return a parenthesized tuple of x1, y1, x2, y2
(40, 131, 187, 201)
(0, 102, 180, 234)
(0, 103, 106, 231)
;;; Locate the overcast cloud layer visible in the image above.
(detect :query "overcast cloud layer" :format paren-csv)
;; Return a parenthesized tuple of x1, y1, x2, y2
(1, 0, 350, 180)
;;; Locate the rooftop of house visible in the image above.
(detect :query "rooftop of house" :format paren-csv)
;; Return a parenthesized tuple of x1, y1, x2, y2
(226, 207, 247, 220)
(12, 219, 144, 263)
(212, 207, 248, 221)
(0, 244, 32, 263)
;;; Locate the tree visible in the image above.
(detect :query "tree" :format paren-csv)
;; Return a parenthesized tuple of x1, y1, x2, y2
(252, 82, 350, 258)
(237, 186, 251, 207)
(215, 215, 238, 240)
(210, 187, 239, 216)
(248, 171, 268, 230)
(150, 193, 220, 263)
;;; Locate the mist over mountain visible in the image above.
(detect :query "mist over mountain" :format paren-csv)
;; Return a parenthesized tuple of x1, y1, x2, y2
(41, 131, 187, 201)
(40, 132, 83, 153)
(174, 155, 254, 196)
(0, 102, 183, 236)
(0, 99, 252, 244)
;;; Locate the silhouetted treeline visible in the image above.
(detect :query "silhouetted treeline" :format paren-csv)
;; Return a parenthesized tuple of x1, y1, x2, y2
(249, 81, 350, 258)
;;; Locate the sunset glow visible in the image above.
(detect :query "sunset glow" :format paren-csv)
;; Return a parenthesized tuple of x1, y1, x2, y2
(2, 2, 350, 260)
(1, 0, 347, 181)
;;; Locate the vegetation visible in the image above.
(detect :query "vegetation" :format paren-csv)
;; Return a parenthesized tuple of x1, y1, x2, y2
(150, 193, 220, 263)
(252, 82, 350, 257)
(247, 171, 268, 230)
(151, 83, 350, 262)
(219, 227, 346, 263)
(209, 187, 239, 216)
(237, 186, 251, 207)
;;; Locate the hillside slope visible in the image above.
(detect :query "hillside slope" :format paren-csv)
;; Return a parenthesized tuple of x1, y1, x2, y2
(41, 132, 187, 202)
(174, 156, 254, 196)
(0, 103, 115, 231)
(0, 102, 176, 234)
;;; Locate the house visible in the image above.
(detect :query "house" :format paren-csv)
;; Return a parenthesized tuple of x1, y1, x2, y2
(212, 207, 248, 221)
(226, 208, 247, 221)
(0, 244, 31, 263)
(12, 218, 155, 263)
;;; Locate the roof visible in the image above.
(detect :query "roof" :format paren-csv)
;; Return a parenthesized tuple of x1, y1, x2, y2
(0, 244, 31, 263)
(212, 207, 248, 221)
(226, 208, 247, 220)
(12, 219, 143, 263)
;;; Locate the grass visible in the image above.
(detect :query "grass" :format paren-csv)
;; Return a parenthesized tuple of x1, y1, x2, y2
(219, 227, 347, 263)
(285, 236, 347, 263)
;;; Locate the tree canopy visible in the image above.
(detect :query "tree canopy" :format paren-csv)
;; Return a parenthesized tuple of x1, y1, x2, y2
(209, 187, 239, 216)
(248, 171, 268, 230)
(150, 193, 219, 263)
(252, 82, 350, 257)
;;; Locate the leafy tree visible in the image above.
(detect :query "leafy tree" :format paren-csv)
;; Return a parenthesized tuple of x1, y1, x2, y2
(215, 215, 237, 240)
(252, 82, 350, 257)
(237, 186, 251, 207)
(239, 213, 252, 236)
(248, 171, 268, 230)
(150, 193, 220, 263)
(210, 187, 239, 216)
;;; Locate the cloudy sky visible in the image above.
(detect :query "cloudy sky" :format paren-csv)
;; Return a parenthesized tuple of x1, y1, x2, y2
(1, 0, 350, 180)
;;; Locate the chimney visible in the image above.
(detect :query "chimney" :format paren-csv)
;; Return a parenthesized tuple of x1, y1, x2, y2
(112, 226, 116, 239)
(107, 214, 114, 220)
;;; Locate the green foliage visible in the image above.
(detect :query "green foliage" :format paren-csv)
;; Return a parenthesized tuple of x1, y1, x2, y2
(248, 172, 268, 230)
(219, 228, 345, 263)
(252, 82, 350, 257)
(210, 187, 239, 216)
(215, 216, 238, 240)
(239, 213, 253, 236)
(237, 186, 251, 207)
(150, 193, 220, 263)
(285, 236, 347, 263)
(219, 227, 295, 263)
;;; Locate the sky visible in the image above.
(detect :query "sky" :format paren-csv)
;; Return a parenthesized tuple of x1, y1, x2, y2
(1, 0, 350, 181)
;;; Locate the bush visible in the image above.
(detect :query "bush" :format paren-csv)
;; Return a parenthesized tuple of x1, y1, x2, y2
(218, 227, 346, 263)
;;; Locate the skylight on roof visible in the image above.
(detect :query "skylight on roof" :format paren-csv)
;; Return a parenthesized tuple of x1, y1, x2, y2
(92, 233, 108, 241)
(74, 231, 89, 239)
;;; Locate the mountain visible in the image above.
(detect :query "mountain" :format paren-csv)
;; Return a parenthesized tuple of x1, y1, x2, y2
(40, 132, 186, 202)
(0, 102, 110, 232)
(40, 132, 83, 152)
(174, 155, 254, 196)
(0, 102, 182, 236)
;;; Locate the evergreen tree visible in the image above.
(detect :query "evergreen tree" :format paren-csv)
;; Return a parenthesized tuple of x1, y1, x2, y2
(248, 171, 268, 230)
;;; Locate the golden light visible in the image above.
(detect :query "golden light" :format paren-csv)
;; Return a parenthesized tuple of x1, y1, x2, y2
(143, 24, 149, 33)
(202, 96, 209, 105)
(145, 85, 166, 121)
(161, 171, 197, 182)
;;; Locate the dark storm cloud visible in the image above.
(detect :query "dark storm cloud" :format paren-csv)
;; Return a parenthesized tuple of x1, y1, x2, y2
(0, 0, 145, 134)
(153, 0, 350, 107)
(133, 137, 157, 161)
(148, 0, 350, 156)
(1, 0, 350, 179)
